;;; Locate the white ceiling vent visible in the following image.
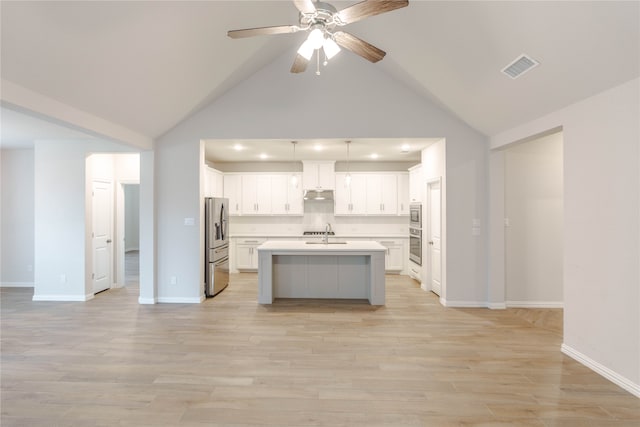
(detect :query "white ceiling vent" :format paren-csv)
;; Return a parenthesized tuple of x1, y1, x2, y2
(501, 54, 539, 79)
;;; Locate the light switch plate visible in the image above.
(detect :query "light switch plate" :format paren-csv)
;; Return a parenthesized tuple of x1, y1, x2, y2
(184, 217, 195, 226)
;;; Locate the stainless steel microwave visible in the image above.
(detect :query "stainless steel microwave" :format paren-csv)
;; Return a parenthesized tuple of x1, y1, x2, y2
(409, 203, 422, 229)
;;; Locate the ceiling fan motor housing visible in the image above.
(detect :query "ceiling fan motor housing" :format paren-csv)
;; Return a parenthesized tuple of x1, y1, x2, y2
(300, 1, 340, 31)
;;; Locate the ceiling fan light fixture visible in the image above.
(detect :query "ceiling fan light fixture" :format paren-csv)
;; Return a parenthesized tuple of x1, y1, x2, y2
(323, 36, 341, 59)
(307, 27, 325, 50)
(297, 39, 314, 60)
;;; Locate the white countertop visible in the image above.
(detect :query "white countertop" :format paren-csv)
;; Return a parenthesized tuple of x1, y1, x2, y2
(257, 240, 386, 252)
(232, 234, 408, 239)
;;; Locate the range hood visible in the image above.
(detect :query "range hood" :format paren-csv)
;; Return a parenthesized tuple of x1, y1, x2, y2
(303, 189, 334, 201)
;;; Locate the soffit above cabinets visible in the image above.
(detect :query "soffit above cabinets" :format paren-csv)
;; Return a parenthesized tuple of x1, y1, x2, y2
(203, 138, 440, 163)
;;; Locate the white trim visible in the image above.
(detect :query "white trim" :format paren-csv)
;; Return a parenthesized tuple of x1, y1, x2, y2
(488, 302, 507, 309)
(440, 299, 487, 308)
(1, 282, 34, 287)
(32, 293, 95, 302)
(507, 301, 564, 308)
(138, 297, 157, 304)
(156, 296, 205, 304)
(561, 343, 640, 398)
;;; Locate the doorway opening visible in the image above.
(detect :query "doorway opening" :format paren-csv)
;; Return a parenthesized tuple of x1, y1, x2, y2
(504, 131, 563, 308)
(87, 153, 140, 298)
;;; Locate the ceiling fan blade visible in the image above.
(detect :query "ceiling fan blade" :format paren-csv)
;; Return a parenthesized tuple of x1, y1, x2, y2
(293, 0, 316, 15)
(333, 31, 386, 63)
(336, 0, 409, 25)
(290, 54, 310, 73)
(228, 25, 300, 39)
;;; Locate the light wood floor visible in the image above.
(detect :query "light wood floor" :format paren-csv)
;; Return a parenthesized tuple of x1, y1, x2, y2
(2, 274, 638, 426)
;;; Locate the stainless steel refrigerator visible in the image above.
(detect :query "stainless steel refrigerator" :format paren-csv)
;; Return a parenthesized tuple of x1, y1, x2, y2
(205, 197, 229, 297)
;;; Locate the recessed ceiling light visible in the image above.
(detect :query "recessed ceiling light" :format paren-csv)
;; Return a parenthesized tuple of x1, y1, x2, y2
(233, 144, 244, 151)
(313, 144, 323, 151)
(259, 153, 268, 160)
(400, 144, 410, 153)
(370, 153, 379, 159)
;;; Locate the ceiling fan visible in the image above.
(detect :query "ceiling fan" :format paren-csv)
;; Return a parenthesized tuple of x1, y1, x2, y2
(227, 0, 409, 74)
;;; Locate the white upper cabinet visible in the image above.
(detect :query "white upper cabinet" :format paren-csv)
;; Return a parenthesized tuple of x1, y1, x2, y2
(366, 174, 398, 215)
(204, 166, 223, 198)
(335, 173, 367, 215)
(303, 161, 335, 190)
(241, 175, 272, 215)
(223, 174, 242, 215)
(397, 172, 410, 215)
(336, 173, 404, 216)
(271, 174, 303, 215)
(409, 165, 423, 203)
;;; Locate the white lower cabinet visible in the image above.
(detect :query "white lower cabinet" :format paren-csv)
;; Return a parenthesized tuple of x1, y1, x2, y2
(377, 239, 405, 273)
(236, 238, 266, 270)
(408, 260, 421, 283)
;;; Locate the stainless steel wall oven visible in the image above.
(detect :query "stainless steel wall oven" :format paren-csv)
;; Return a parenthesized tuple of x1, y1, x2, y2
(409, 227, 422, 266)
(409, 203, 422, 229)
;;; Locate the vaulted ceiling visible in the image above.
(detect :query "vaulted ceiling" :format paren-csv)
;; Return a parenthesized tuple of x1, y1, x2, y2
(1, 1, 638, 146)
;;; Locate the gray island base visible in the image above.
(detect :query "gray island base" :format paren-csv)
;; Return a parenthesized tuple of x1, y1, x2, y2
(256, 241, 387, 305)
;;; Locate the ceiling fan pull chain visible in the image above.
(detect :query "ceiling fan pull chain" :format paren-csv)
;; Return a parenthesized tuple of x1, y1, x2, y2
(316, 51, 321, 76)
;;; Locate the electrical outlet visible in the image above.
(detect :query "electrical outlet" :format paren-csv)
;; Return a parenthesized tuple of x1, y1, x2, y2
(27, 264, 33, 272)
(504, 218, 510, 227)
(60, 274, 67, 284)
(170, 276, 177, 285)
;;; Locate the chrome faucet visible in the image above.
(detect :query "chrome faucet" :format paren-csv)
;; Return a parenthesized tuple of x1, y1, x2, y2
(323, 223, 332, 244)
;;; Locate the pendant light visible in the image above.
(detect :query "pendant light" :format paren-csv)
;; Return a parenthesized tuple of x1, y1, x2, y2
(290, 141, 298, 188)
(345, 140, 352, 187)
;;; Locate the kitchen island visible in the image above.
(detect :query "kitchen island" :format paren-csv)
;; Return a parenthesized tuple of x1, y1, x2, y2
(256, 240, 387, 305)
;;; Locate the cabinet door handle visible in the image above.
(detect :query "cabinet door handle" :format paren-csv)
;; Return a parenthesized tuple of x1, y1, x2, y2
(244, 240, 259, 243)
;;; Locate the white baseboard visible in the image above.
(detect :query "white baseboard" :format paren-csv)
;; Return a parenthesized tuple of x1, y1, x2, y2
(440, 299, 487, 308)
(507, 301, 564, 308)
(32, 293, 94, 302)
(1, 282, 34, 287)
(561, 343, 640, 398)
(487, 302, 507, 309)
(138, 297, 157, 304)
(156, 296, 205, 304)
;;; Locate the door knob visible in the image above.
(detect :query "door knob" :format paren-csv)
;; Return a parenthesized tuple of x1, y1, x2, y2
(106, 239, 112, 243)
(428, 241, 434, 245)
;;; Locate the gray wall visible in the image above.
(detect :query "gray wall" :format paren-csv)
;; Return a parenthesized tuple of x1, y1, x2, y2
(124, 184, 140, 252)
(491, 77, 639, 396)
(155, 50, 488, 304)
(1, 149, 34, 286)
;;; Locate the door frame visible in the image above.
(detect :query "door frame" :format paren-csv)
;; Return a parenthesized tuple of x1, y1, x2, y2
(424, 177, 443, 300)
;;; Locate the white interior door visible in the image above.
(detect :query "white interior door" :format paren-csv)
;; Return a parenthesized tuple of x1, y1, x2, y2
(92, 180, 112, 293)
(428, 180, 442, 296)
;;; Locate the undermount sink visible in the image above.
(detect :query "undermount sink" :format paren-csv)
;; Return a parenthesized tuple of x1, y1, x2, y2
(305, 241, 347, 245)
